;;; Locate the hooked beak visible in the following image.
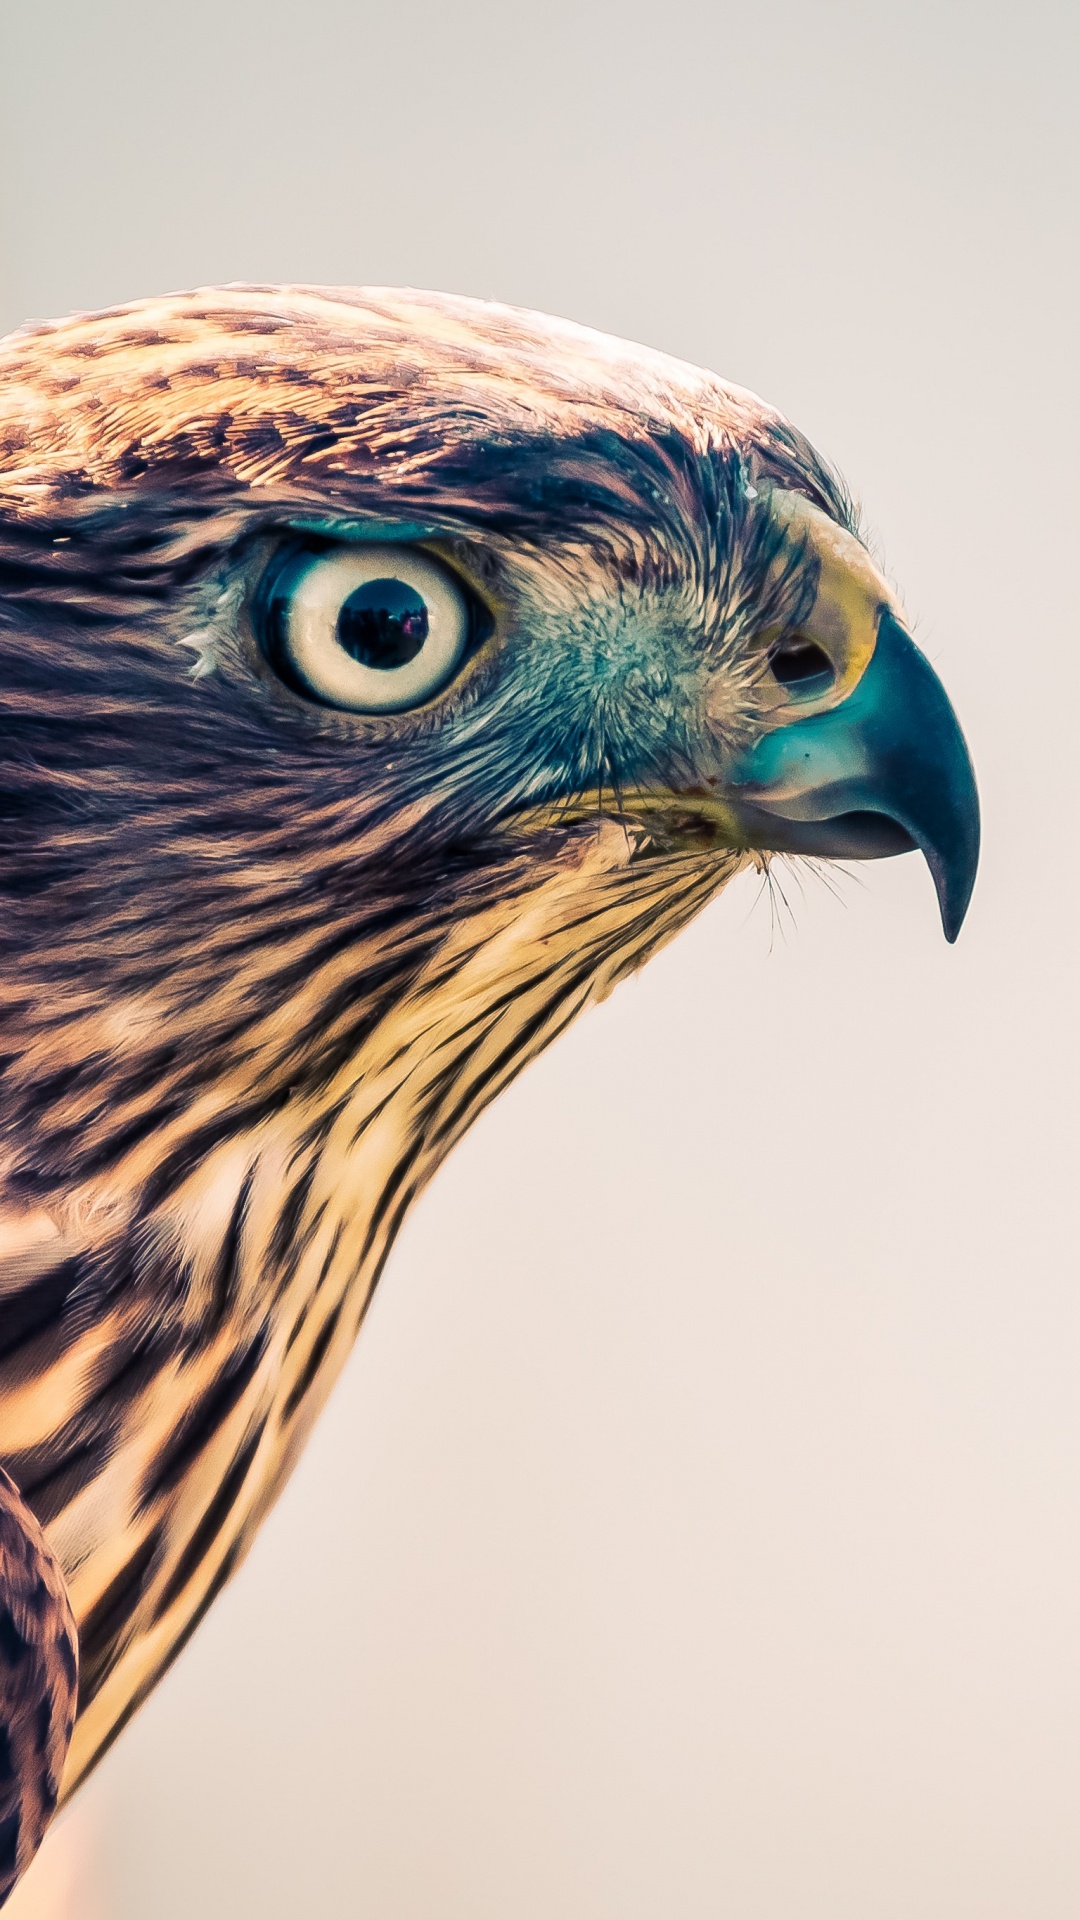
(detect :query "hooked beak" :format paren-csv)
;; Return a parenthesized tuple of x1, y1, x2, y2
(722, 606, 980, 942)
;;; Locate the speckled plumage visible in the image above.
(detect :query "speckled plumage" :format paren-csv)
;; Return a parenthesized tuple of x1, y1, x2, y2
(0, 286, 975, 1898)
(0, 1467, 76, 1901)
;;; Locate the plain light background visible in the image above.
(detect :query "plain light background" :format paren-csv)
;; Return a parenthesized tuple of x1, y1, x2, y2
(1, 3, 1077, 1915)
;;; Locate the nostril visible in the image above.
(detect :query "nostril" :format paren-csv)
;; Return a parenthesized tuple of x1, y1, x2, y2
(770, 638, 835, 692)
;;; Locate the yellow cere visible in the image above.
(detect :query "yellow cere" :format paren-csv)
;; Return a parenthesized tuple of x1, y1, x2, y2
(768, 490, 899, 722)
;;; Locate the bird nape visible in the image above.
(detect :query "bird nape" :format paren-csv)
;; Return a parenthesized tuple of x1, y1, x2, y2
(0, 286, 979, 1901)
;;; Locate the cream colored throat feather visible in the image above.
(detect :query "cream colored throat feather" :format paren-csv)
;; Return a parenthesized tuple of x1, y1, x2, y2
(3, 826, 743, 1797)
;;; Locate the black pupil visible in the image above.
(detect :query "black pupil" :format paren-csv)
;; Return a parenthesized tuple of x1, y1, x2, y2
(337, 578, 429, 671)
(770, 638, 834, 689)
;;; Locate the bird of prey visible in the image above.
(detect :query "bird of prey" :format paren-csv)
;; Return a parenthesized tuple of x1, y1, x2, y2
(0, 286, 978, 1901)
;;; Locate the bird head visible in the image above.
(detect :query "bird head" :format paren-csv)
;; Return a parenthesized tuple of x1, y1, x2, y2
(0, 288, 981, 1797)
(0, 283, 978, 1257)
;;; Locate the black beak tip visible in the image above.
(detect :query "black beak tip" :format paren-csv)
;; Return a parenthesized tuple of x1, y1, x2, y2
(928, 800, 981, 944)
(868, 610, 981, 945)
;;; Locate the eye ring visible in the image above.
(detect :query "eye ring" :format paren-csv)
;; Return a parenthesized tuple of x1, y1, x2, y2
(258, 542, 485, 713)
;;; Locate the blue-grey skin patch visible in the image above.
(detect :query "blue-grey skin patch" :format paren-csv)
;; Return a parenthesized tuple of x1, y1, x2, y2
(285, 517, 440, 544)
(473, 587, 717, 808)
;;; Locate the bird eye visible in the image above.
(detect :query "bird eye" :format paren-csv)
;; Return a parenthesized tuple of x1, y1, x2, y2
(258, 543, 478, 712)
